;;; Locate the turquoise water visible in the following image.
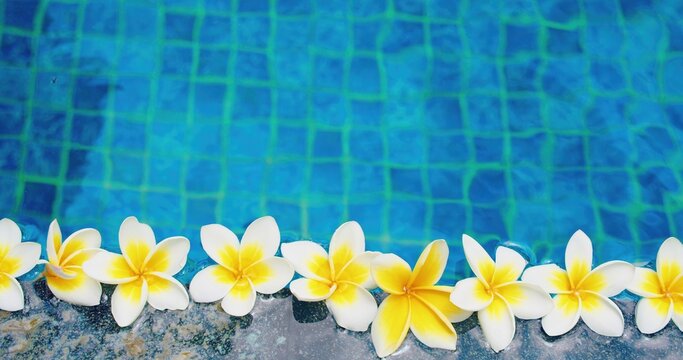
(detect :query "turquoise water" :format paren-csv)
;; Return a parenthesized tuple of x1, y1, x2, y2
(1, 0, 683, 283)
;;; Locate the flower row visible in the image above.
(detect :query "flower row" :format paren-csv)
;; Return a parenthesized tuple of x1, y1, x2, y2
(0, 216, 680, 356)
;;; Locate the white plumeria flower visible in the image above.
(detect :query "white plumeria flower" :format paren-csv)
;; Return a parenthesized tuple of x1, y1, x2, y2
(0, 218, 41, 312)
(44, 219, 102, 306)
(189, 216, 294, 316)
(628, 237, 683, 334)
(83, 216, 190, 327)
(371, 240, 472, 357)
(281, 221, 380, 332)
(450, 234, 553, 352)
(522, 230, 635, 337)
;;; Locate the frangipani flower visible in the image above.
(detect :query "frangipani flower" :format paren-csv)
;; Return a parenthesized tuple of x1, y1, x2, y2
(83, 217, 190, 327)
(371, 240, 472, 357)
(190, 216, 294, 316)
(628, 237, 683, 334)
(450, 234, 553, 352)
(44, 220, 102, 306)
(522, 230, 635, 337)
(0, 218, 41, 312)
(282, 221, 380, 332)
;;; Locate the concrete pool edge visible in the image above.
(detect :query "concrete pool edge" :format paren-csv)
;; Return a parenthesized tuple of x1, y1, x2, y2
(1, 279, 681, 359)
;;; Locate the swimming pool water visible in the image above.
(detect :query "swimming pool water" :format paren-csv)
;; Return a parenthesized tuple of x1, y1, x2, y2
(1, 0, 683, 283)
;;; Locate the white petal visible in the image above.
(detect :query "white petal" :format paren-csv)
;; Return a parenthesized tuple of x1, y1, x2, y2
(416, 286, 473, 323)
(541, 293, 581, 336)
(111, 278, 149, 327)
(2, 242, 40, 277)
(46, 269, 102, 306)
(410, 295, 457, 350)
(496, 282, 553, 319)
(478, 295, 515, 353)
(46, 219, 62, 264)
(45, 262, 77, 279)
(657, 237, 683, 288)
(336, 251, 380, 289)
(450, 277, 492, 312)
(371, 294, 411, 357)
(143, 236, 190, 275)
(521, 264, 571, 294)
(119, 216, 156, 272)
(281, 241, 331, 281)
(565, 230, 593, 287)
(492, 246, 527, 285)
(245, 257, 293, 294)
(635, 297, 673, 334)
(146, 272, 189, 311)
(0, 218, 21, 248)
(462, 234, 495, 285)
(240, 216, 280, 263)
(82, 251, 137, 284)
(580, 261, 634, 296)
(371, 253, 412, 294)
(221, 278, 256, 316)
(409, 239, 449, 287)
(673, 297, 683, 331)
(289, 278, 335, 301)
(628, 267, 663, 297)
(0, 273, 24, 311)
(580, 292, 624, 337)
(200, 224, 240, 270)
(329, 221, 365, 274)
(59, 228, 101, 260)
(326, 283, 377, 331)
(189, 265, 237, 303)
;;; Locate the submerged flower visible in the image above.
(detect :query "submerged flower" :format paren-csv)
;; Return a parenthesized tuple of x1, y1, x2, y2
(44, 220, 102, 306)
(522, 230, 635, 337)
(450, 235, 552, 352)
(628, 237, 683, 334)
(189, 216, 293, 316)
(0, 218, 41, 312)
(371, 240, 472, 357)
(281, 221, 380, 332)
(83, 217, 190, 327)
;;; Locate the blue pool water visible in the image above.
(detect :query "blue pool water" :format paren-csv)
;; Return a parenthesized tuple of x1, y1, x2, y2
(1, 0, 683, 283)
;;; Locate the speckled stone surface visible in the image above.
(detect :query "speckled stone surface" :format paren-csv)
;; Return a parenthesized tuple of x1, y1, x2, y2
(1, 280, 681, 359)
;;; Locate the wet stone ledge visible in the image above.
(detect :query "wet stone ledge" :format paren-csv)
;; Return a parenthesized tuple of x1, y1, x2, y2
(1, 279, 681, 359)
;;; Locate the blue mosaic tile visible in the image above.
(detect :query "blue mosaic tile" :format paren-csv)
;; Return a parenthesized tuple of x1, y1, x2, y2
(238, 17, 270, 48)
(194, 82, 226, 118)
(83, 0, 118, 35)
(3, 0, 39, 30)
(351, 0, 386, 17)
(1, 34, 32, 67)
(391, 168, 424, 196)
(277, 0, 313, 15)
(165, 12, 196, 41)
(310, 163, 344, 196)
(232, 86, 271, 120)
(474, 137, 504, 163)
(469, 170, 507, 204)
(0, 103, 25, 135)
(198, 49, 230, 77)
(429, 169, 463, 199)
(348, 56, 381, 94)
(539, 0, 580, 23)
(25, 144, 61, 177)
(185, 159, 223, 193)
(0, 139, 22, 171)
(21, 182, 56, 214)
(313, 130, 342, 158)
(268, 162, 305, 197)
